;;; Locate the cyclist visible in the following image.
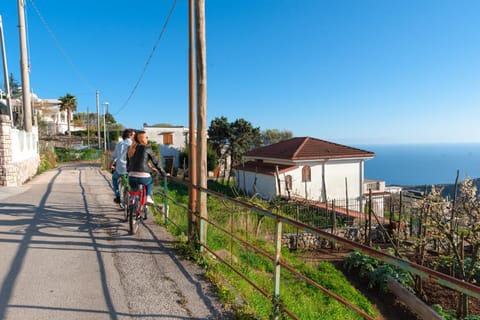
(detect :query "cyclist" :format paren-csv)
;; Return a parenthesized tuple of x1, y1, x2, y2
(110, 128, 135, 204)
(127, 130, 168, 207)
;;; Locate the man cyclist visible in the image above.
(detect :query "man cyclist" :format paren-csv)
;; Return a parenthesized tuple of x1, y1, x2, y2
(110, 128, 135, 204)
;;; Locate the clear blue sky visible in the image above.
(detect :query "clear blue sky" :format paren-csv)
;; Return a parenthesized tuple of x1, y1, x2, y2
(1, 0, 480, 144)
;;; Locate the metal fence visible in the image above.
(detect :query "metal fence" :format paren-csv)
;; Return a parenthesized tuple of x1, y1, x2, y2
(152, 178, 480, 320)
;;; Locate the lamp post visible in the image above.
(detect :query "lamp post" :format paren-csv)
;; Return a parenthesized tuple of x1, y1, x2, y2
(101, 102, 109, 151)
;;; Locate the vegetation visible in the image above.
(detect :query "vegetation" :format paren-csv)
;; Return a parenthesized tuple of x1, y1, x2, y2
(260, 128, 293, 146)
(344, 249, 414, 292)
(54, 147, 100, 162)
(208, 116, 261, 181)
(58, 93, 78, 136)
(152, 180, 377, 319)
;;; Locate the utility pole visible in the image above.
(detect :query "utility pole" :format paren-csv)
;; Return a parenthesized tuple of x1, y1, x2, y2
(17, 0, 32, 132)
(187, 0, 197, 242)
(0, 16, 13, 126)
(96, 90, 101, 150)
(196, 0, 208, 247)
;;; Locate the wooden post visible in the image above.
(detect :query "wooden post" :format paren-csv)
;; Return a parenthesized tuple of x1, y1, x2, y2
(275, 165, 281, 197)
(196, 0, 207, 250)
(331, 200, 337, 249)
(273, 218, 282, 320)
(187, 0, 197, 243)
(368, 189, 372, 246)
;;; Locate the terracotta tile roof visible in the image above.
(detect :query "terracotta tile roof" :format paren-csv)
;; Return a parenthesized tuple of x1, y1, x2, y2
(236, 161, 298, 176)
(244, 137, 375, 160)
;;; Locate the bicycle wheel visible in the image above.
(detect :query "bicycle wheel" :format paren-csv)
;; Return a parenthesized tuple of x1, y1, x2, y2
(143, 205, 150, 220)
(128, 197, 137, 234)
(118, 178, 126, 210)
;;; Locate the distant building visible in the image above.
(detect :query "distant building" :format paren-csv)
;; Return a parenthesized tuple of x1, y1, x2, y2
(34, 96, 84, 135)
(143, 124, 189, 169)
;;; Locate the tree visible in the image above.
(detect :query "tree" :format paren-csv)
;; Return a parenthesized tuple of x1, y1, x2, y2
(9, 73, 21, 98)
(260, 129, 293, 146)
(207, 117, 260, 182)
(207, 116, 231, 158)
(414, 176, 480, 318)
(58, 93, 77, 136)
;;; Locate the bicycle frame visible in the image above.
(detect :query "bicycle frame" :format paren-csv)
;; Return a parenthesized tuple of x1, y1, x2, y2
(127, 182, 147, 234)
(129, 184, 146, 215)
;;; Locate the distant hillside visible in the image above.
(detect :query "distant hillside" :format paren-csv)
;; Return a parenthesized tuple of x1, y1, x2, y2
(402, 178, 480, 200)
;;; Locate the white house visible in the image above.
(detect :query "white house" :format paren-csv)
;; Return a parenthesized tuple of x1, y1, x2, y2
(34, 96, 84, 135)
(143, 124, 189, 169)
(235, 137, 375, 208)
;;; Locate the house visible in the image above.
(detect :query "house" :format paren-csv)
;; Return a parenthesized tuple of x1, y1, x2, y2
(235, 137, 375, 207)
(34, 96, 84, 135)
(143, 124, 189, 170)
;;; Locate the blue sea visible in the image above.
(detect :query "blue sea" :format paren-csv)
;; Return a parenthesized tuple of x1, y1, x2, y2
(355, 143, 480, 186)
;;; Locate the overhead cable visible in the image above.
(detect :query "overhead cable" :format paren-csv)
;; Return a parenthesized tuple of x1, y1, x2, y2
(114, 0, 177, 116)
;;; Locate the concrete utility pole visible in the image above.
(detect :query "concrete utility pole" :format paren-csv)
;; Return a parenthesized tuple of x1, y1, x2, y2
(102, 102, 108, 151)
(187, 0, 197, 242)
(86, 106, 90, 147)
(96, 90, 101, 150)
(0, 16, 13, 125)
(196, 0, 208, 247)
(17, 0, 32, 132)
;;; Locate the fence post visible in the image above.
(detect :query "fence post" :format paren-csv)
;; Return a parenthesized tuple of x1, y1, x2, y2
(273, 217, 283, 320)
(163, 177, 169, 226)
(368, 189, 372, 246)
(331, 200, 336, 249)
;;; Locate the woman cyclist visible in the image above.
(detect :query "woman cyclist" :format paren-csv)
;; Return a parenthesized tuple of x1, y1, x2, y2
(127, 130, 168, 207)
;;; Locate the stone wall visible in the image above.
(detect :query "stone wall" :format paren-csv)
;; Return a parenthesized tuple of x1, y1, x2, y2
(0, 115, 39, 186)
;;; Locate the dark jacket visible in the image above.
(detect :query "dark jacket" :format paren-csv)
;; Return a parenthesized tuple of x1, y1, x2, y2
(127, 144, 166, 176)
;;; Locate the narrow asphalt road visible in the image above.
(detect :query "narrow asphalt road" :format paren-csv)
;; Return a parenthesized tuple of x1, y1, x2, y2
(0, 163, 227, 320)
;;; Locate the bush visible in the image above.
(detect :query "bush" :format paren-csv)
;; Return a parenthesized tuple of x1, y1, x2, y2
(38, 150, 57, 174)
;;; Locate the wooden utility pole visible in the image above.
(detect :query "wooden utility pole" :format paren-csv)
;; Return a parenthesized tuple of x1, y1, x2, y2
(0, 16, 13, 125)
(17, 0, 32, 132)
(196, 0, 208, 247)
(188, 0, 198, 242)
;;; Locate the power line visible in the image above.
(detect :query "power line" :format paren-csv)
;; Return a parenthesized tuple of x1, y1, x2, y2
(114, 0, 177, 116)
(27, 0, 96, 92)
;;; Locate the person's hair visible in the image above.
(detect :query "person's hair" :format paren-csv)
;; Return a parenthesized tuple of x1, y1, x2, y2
(122, 128, 135, 140)
(128, 130, 147, 158)
(135, 130, 145, 143)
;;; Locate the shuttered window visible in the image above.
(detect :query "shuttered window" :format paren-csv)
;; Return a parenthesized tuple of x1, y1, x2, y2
(163, 133, 173, 145)
(302, 166, 311, 182)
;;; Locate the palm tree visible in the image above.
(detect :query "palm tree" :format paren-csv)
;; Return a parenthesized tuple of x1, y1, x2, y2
(58, 93, 77, 135)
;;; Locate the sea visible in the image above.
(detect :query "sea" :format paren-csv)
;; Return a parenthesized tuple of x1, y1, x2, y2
(354, 143, 480, 186)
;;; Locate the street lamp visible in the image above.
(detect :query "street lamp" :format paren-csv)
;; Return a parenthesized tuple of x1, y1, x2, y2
(101, 102, 109, 151)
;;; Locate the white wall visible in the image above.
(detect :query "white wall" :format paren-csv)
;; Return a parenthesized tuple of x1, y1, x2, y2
(236, 158, 365, 204)
(144, 126, 189, 167)
(236, 170, 278, 200)
(11, 127, 39, 162)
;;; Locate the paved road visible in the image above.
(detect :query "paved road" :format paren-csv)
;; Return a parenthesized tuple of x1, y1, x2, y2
(0, 163, 226, 320)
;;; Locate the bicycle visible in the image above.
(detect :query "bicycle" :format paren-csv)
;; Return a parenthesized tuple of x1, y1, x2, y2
(126, 181, 149, 234)
(117, 174, 130, 221)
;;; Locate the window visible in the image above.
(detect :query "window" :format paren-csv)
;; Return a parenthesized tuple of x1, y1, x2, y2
(163, 133, 173, 145)
(302, 166, 311, 182)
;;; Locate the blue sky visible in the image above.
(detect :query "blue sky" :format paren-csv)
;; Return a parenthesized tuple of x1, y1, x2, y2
(1, 0, 480, 144)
